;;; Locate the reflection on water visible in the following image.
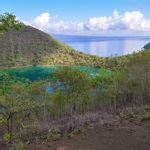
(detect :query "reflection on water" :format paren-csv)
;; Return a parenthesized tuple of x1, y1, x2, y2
(54, 35, 150, 57)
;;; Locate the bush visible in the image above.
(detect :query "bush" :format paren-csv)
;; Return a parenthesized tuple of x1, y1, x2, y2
(47, 128, 61, 141)
(50, 68, 92, 114)
(11, 143, 25, 150)
(141, 112, 150, 122)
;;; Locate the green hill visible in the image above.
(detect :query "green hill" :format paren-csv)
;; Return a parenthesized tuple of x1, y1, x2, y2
(0, 26, 103, 67)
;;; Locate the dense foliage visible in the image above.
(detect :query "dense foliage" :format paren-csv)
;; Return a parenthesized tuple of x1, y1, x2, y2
(0, 12, 150, 149)
(0, 49, 150, 148)
(0, 25, 105, 67)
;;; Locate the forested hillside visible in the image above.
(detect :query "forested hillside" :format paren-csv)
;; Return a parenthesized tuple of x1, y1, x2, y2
(0, 13, 150, 150)
(0, 26, 104, 67)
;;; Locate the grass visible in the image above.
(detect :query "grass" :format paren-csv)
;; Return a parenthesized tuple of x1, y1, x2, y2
(144, 105, 150, 111)
(141, 112, 150, 121)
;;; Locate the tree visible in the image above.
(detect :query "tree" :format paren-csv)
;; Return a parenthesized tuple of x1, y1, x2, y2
(0, 13, 23, 33)
(125, 50, 150, 104)
(0, 79, 40, 145)
(50, 68, 92, 114)
(0, 13, 23, 66)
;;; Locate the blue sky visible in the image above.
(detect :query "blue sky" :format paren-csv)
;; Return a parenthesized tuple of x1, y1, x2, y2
(0, 0, 150, 35)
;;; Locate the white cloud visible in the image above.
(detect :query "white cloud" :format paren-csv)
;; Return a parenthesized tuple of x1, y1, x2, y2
(24, 10, 150, 35)
(87, 10, 150, 32)
(24, 12, 85, 34)
(33, 12, 50, 31)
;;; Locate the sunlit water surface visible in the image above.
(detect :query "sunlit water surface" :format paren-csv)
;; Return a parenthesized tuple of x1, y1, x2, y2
(54, 35, 150, 57)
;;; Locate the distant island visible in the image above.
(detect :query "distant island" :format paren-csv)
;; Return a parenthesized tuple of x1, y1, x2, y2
(144, 43, 150, 49)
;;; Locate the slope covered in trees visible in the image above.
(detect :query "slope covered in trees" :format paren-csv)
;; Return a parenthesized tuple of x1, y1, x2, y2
(0, 13, 150, 149)
(1, 24, 148, 69)
(1, 49, 150, 148)
(0, 25, 105, 67)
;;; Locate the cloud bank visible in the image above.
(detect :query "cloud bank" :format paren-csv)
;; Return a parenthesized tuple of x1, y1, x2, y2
(24, 10, 150, 35)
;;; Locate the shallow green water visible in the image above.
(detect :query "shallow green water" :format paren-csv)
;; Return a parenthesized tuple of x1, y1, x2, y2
(0, 66, 111, 81)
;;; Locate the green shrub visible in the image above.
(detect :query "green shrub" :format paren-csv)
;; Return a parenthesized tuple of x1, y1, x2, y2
(47, 128, 61, 141)
(51, 68, 92, 114)
(141, 112, 150, 122)
(3, 132, 11, 142)
(68, 128, 84, 138)
(144, 105, 150, 111)
(11, 143, 25, 150)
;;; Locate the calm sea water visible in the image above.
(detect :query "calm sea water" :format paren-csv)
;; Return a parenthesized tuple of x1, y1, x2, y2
(54, 35, 150, 57)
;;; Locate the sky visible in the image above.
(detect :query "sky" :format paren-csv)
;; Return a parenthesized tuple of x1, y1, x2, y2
(0, 0, 150, 36)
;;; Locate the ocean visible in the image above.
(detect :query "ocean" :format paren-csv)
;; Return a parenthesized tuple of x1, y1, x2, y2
(54, 35, 150, 57)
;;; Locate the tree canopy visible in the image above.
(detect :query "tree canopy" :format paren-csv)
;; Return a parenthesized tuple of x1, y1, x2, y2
(0, 12, 23, 33)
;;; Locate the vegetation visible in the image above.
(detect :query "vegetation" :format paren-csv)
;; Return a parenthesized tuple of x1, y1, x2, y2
(0, 13, 139, 69)
(0, 12, 150, 149)
(0, 24, 105, 67)
(0, 48, 150, 148)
